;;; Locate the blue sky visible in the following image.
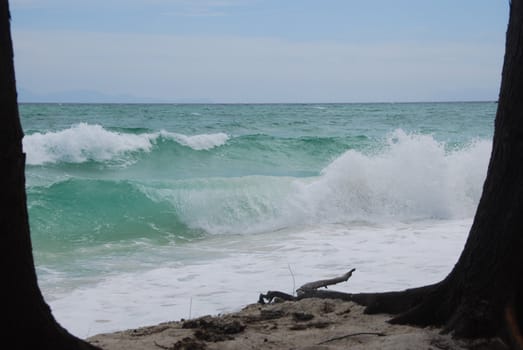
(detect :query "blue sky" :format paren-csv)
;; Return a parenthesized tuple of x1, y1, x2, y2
(11, 0, 509, 103)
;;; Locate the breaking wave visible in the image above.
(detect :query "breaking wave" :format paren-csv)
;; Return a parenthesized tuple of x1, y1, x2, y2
(23, 123, 230, 165)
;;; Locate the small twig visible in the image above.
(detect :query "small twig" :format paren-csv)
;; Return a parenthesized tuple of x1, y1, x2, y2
(287, 264, 296, 296)
(189, 297, 192, 319)
(317, 332, 386, 345)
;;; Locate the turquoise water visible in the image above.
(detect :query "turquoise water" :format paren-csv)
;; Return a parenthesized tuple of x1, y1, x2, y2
(19, 102, 496, 336)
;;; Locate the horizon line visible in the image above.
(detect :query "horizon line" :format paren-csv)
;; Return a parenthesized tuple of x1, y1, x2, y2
(17, 99, 497, 106)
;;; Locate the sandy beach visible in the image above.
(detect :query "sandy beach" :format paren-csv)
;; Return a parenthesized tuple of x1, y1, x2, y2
(87, 298, 506, 350)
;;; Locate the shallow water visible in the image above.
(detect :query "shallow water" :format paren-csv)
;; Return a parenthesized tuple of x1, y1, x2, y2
(48, 219, 471, 337)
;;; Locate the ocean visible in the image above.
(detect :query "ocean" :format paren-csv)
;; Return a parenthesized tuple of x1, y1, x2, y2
(20, 102, 495, 338)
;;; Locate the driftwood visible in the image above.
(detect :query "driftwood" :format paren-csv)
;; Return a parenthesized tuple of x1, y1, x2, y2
(297, 268, 355, 295)
(259, 269, 356, 305)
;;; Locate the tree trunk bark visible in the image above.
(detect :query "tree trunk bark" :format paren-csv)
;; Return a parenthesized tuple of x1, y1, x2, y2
(350, 0, 523, 340)
(1, 1, 99, 348)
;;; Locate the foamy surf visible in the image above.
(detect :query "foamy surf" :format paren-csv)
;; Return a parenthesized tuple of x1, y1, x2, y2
(23, 123, 230, 165)
(288, 130, 491, 224)
(46, 219, 472, 337)
(161, 130, 229, 151)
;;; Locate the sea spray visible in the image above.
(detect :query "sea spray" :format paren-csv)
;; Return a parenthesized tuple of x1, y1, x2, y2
(24, 123, 154, 165)
(162, 131, 229, 150)
(287, 130, 491, 224)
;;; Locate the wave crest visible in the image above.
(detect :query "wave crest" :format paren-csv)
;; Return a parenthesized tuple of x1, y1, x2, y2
(23, 123, 230, 165)
(160, 131, 229, 151)
(289, 129, 491, 222)
(138, 130, 492, 234)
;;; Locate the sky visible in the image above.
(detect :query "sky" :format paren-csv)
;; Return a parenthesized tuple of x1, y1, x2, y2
(10, 0, 510, 103)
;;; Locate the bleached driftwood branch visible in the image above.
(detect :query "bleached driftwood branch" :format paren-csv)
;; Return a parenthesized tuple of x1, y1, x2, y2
(297, 268, 356, 295)
(258, 268, 356, 304)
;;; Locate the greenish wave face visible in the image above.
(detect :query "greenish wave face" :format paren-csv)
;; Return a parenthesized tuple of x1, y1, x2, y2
(28, 179, 204, 252)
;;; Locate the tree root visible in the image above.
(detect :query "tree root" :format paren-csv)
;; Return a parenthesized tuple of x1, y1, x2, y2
(504, 296, 523, 350)
(357, 283, 442, 316)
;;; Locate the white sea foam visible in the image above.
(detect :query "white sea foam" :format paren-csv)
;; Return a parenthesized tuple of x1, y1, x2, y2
(23, 123, 230, 165)
(45, 219, 471, 337)
(288, 129, 491, 223)
(160, 131, 230, 151)
(24, 123, 154, 165)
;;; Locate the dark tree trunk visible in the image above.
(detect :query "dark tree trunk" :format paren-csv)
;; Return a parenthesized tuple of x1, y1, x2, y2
(349, 0, 523, 341)
(1, 1, 99, 348)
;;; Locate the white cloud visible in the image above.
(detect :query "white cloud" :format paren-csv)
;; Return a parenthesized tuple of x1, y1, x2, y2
(12, 30, 503, 102)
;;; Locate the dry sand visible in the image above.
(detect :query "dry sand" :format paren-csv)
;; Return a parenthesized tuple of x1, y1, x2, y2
(87, 298, 507, 349)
